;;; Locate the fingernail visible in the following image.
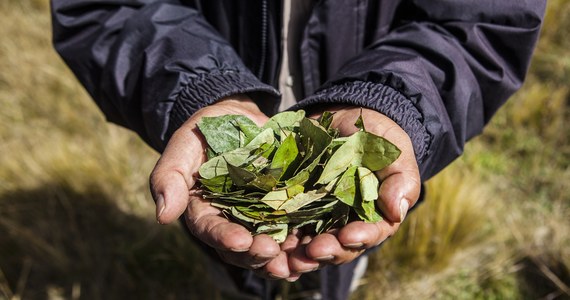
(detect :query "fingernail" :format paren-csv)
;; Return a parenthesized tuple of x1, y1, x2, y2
(156, 194, 166, 222)
(250, 262, 269, 269)
(254, 254, 277, 260)
(298, 267, 319, 274)
(400, 198, 409, 222)
(286, 276, 300, 282)
(269, 273, 287, 280)
(343, 242, 364, 249)
(229, 247, 250, 253)
(314, 255, 334, 262)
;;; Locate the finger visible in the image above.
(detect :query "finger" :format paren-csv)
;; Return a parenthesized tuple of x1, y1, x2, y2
(304, 233, 364, 265)
(280, 229, 303, 254)
(150, 168, 193, 224)
(216, 234, 279, 269)
(185, 194, 253, 251)
(288, 235, 320, 274)
(249, 234, 281, 262)
(336, 220, 400, 250)
(262, 251, 291, 280)
(280, 231, 316, 280)
(376, 168, 420, 223)
(374, 126, 421, 223)
(150, 124, 207, 224)
(217, 250, 268, 269)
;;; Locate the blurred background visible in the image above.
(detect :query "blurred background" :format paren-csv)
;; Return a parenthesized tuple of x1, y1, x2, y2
(0, 1, 568, 299)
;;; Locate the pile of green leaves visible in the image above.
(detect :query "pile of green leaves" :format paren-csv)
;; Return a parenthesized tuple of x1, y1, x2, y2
(197, 110, 401, 243)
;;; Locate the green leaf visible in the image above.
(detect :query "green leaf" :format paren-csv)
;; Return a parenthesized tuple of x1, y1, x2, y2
(299, 117, 333, 162)
(198, 115, 261, 154)
(226, 207, 257, 229)
(285, 143, 327, 187)
(198, 147, 250, 179)
(314, 203, 350, 234)
(234, 206, 267, 222)
(261, 190, 289, 210)
(237, 118, 264, 144)
(263, 110, 306, 136)
(357, 167, 379, 202)
(226, 163, 256, 187)
(285, 184, 304, 198)
(285, 199, 338, 220)
(199, 128, 275, 179)
(198, 110, 397, 242)
(247, 174, 278, 192)
(354, 111, 366, 131)
(333, 166, 358, 206)
(279, 190, 327, 213)
(199, 175, 233, 193)
(269, 132, 300, 179)
(256, 223, 288, 243)
(244, 128, 276, 149)
(317, 111, 335, 129)
(357, 200, 382, 223)
(317, 131, 401, 184)
(359, 132, 401, 171)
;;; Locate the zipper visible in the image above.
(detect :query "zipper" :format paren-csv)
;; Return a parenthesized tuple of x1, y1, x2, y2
(256, 0, 268, 80)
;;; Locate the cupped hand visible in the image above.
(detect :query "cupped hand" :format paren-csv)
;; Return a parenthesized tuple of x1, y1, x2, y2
(286, 106, 421, 274)
(149, 95, 291, 278)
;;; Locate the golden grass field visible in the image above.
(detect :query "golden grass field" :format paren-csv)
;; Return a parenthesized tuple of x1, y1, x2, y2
(1, 1, 568, 299)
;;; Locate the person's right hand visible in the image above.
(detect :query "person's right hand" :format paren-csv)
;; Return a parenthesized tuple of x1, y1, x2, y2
(149, 95, 293, 278)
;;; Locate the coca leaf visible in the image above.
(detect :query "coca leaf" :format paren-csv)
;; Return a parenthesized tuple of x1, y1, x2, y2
(317, 131, 400, 184)
(198, 115, 261, 154)
(357, 167, 379, 202)
(333, 166, 358, 206)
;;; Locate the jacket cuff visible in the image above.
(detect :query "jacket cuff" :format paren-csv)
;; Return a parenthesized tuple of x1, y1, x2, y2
(292, 80, 431, 164)
(167, 71, 280, 137)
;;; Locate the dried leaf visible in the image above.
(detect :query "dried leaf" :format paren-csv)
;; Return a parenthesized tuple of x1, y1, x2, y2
(317, 111, 334, 129)
(333, 166, 358, 206)
(357, 199, 382, 223)
(299, 117, 332, 162)
(261, 190, 289, 210)
(199, 175, 233, 193)
(263, 110, 305, 136)
(256, 223, 288, 243)
(197, 111, 398, 243)
(198, 128, 275, 179)
(317, 131, 400, 184)
(198, 115, 261, 154)
(278, 190, 328, 213)
(269, 132, 301, 180)
(357, 167, 379, 202)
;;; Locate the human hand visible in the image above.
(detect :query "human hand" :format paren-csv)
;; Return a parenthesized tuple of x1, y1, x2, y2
(285, 106, 421, 276)
(149, 95, 293, 278)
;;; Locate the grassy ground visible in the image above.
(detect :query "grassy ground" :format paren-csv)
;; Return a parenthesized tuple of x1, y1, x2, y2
(0, 1, 568, 299)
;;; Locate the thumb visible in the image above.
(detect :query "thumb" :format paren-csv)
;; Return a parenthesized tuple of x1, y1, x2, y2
(150, 124, 207, 224)
(374, 124, 420, 224)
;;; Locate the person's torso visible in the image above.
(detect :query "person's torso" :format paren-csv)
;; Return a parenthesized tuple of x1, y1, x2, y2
(186, 0, 402, 99)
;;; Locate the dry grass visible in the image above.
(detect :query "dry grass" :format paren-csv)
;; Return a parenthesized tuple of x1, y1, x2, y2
(0, 1, 218, 299)
(1, 0, 569, 299)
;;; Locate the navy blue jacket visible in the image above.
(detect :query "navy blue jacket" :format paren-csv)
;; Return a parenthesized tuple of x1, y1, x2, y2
(51, 0, 545, 181)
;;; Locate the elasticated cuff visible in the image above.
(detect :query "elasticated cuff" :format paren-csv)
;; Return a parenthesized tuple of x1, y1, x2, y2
(167, 71, 280, 137)
(292, 80, 431, 164)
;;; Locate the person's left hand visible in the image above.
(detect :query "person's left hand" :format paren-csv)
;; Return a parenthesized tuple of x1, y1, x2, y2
(282, 106, 421, 279)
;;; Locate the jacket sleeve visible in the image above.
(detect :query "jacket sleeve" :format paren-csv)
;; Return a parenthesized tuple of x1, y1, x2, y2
(293, 0, 545, 180)
(51, 0, 280, 152)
